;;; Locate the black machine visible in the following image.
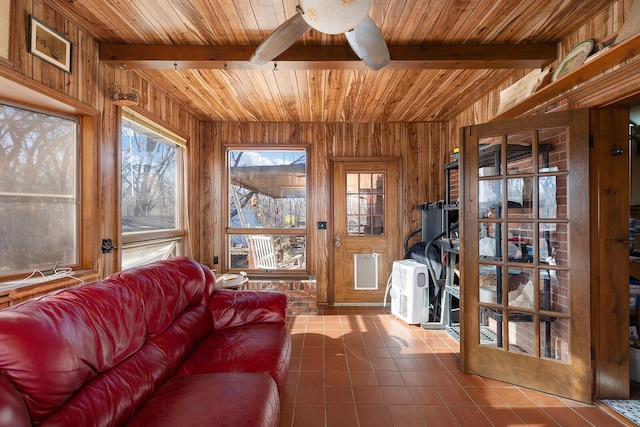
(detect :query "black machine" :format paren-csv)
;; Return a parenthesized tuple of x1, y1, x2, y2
(402, 201, 459, 322)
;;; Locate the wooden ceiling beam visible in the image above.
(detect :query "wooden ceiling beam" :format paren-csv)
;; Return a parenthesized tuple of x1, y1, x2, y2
(100, 43, 556, 70)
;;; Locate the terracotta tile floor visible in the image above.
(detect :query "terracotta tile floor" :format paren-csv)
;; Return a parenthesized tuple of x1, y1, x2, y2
(280, 306, 630, 427)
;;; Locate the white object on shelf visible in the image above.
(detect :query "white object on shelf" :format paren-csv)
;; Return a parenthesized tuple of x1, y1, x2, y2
(480, 286, 497, 304)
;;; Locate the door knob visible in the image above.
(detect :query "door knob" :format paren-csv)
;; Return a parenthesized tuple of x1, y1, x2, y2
(334, 235, 341, 247)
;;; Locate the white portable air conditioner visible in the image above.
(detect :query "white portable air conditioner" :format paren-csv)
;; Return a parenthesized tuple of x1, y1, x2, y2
(390, 259, 429, 324)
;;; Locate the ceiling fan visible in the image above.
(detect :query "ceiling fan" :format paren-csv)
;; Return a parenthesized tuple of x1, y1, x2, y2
(249, 0, 390, 70)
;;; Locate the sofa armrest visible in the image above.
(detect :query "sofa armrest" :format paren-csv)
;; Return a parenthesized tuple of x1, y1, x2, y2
(209, 289, 287, 330)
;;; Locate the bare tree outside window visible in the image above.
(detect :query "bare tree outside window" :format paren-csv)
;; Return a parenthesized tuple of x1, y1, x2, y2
(120, 112, 183, 269)
(0, 103, 77, 274)
(121, 119, 177, 232)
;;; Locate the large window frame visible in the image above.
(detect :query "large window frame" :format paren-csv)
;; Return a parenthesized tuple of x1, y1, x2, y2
(226, 147, 308, 274)
(0, 79, 99, 291)
(0, 101, 79, 279)
(119, 108, 187, 270)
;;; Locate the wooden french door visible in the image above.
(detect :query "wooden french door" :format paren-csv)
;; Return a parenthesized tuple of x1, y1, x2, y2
(331, 159, 401, 304)
(461, 109, 592, 402)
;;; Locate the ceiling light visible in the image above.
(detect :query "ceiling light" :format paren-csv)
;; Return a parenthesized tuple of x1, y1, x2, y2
(299, 0, 372, 34)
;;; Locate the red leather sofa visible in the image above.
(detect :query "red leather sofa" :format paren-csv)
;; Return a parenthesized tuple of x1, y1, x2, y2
(0, 257, 291, 427)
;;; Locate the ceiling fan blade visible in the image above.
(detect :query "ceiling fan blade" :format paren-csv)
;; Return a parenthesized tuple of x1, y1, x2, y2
(250, 12, 310, 65)
(345, 16, 390, 70)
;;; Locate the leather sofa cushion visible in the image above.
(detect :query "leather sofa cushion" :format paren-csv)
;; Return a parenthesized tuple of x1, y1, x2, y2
(178, 323, 291, 391)
(111, 256, 207, 336)
(210, 289, 287, 330)
(39, 305, 212, 426)
(126, 373, 279, 427)
(0, 375, 29, 427)
(0, 281, 144, 424)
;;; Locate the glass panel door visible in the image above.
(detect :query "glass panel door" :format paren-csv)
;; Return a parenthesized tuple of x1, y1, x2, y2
(462, 110, 591, 402)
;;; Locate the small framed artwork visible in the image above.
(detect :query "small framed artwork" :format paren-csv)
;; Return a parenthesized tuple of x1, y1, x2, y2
(0, 0, 12, 61)
(28, 16, 72, 73)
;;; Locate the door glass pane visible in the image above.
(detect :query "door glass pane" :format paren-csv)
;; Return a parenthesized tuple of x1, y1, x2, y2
(359, 173, 371, 190)
(541, 317, 569, 362)
(507, 177, 534, 218)
(478, 136, 502, 176)
(540, 222, 567, 266)
(347, 195, 359, 215)
(347, 173, 359, 190)
(346, 172, 385, 236)
(508, 268, 534, 309)
(538, 127, 567, 172)
(506, 132, 533, 175)
(480, 265, 499, 304)
(479, 179, 502, 218)
(507, 222, 530, 260)
(480, 222, 503, 261)
(479, 309, 501, 348)
(508, 312, 535, 355)
(542, 268, 569, 315)
(539, 174, 564, 219)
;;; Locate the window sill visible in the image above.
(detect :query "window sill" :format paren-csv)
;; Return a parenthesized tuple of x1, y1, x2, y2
(0, 270, 99, 300)
(242, 271, 313, 281)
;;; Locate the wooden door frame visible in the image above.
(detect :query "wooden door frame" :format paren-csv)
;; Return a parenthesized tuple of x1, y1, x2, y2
(328, 157, 403, 306)
(590, 107, 631, 399)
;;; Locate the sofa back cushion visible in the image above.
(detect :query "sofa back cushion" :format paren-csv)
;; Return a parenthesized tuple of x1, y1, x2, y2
(0, 280, 145, 424)
(111, 256, 207, 336)
(39, 305, 212, 427)
(0, 256, 211, 426)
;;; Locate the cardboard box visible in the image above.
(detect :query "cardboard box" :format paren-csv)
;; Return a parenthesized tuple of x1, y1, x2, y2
(631, 347, 640, 383)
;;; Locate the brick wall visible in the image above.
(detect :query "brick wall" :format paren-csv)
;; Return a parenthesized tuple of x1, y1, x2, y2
(242, 277, 318, 316)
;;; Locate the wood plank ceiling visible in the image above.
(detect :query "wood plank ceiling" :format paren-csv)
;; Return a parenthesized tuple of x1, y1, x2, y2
(52, 0, 616, 122)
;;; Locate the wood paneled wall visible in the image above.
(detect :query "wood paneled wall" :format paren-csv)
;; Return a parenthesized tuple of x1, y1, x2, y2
(198, 121, 448, 303)
(5, 0, 637, 315)
(3, 0, 448, 305)
(2, 0, 201, 285)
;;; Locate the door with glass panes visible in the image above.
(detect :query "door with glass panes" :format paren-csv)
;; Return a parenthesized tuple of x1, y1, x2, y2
(332, 160, 401, 304)
(461, 109, 591, 402)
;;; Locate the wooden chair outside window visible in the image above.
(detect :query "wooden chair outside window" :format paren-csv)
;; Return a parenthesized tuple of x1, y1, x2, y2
(250, 235, 304, 270)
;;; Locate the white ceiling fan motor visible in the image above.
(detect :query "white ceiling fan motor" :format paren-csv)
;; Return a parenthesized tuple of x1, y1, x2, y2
(298, 0, 372, 34)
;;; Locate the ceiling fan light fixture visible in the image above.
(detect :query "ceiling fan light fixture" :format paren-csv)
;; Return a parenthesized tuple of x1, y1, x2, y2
(299, 0, 371, 34)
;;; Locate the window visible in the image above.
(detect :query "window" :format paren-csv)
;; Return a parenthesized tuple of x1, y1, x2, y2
(120, 109, 185, 269)
(0, 102, 79, 276)
(346, 172, 385, 236)
(227, 149, 307, 271)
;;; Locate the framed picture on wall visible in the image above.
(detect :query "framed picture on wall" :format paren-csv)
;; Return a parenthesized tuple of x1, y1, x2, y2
(28, 16, 72, 73)
(0, 0, 12, 61)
